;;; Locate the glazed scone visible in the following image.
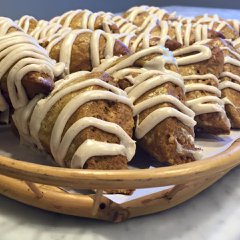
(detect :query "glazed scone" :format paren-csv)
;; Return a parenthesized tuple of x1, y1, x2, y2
(50, 9, 119, 33)
(94, 46, 199, 165)
(173, 38, 231, 134)
(40, 29, 130, 75)
(13, 71, 136, 171)
(0, 17, 64, 123)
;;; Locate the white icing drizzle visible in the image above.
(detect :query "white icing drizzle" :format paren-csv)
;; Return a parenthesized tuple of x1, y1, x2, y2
(0, 17, 20, 35)
(218, 46, 240, 98)
(219, 81, 240, 92)
(32, 22, 71, 40)
(50, 9, 116, 33)
(175, 42, 227, 117)
(186, 14, 232, 35)
(112, 68, 196, 139)
(12, 94, 43, 144)
(220, 71, 240, 84)
(25, 73, 135, 168)
(124, 7, 212, 47)
(116, 30, 169, 53)
(112, 16, 138, 34)
(130, 73, 195, 134)
(65, 118, 135, 168)
(186, 96, 225, 116)
(43, 29, 117, 75)
(135, 107, 195, 139)
(94, 46, 176, 74)
(137, 14, 159, 34)
(94, 44, 197, 154)
(183, 74, 219, 84)
(0, 31, 65, 109)
(145, 20, 209, 47)
(17, 15, 37, 33)
(126, 73, 185, 102)
(173, 44, 212, 65)
(17, 16, 72, 41)
(112, 68, 145, 81)
(233, 37, 240, 48)
(125, 5, 174, 24)
(185, 84, 221, 96)
(229, 19, 240, 36)
(147, 6, 176, 21)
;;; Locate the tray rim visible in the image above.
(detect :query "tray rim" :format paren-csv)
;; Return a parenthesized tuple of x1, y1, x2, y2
(0, 138, 239, 190)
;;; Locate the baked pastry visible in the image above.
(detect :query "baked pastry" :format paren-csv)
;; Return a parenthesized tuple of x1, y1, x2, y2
(112, 15, 138, 34)
(208, 38, 240, 128)
(118, 15, 223, 47)
(50, 9, 119, 33)
(116, 32, 182, 52)
(17, 15, 71, 40)
(179, 14, 237, 40)
(94, 46, 199, 165)
(233, 37, 240, 52)
(40, 29, 130, 75)
(13, 71, 135, 171)
(0, 17, 22, 35)
(94, 45, 179, 74)
(0, 18, 64, 123)
(149, 21, 224, 46)
(122, 5, 176, 27)
(173, 39, 231, 134)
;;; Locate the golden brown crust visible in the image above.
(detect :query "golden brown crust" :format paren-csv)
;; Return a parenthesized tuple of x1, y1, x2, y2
(139, 118, 196, 165)
(47, 32, 130, 72)
(195, 112, 230, 134)
(60, 12, 119, 33)
(175, 40, 231, 134)
(22, 72, 55, 98)
(122, 12, 149, 27)
(0, 71, 54, 107)
(222, 88, 240, 128)
(177, 44, 224, 78)
(123, 11, 173, 27)
(39, 72, 134, 171)
(134, 80, 196, 165)
(208, 38, 240, 128)
(26, 19, 38, 34)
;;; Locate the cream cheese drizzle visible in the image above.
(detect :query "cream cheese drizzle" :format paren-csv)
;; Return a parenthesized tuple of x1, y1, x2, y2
(175, 43, 227, 117)
(18, 16, 73, 41)
(219, 46, 240, 100)
(0, 31, 64, 109)
(126, 71, 195, 139)
(94, 46, 196, 140)
(135, 107, 195, 139)
(25, 73, 135, 168)
(112, 68, 195, 139)
(173, 44, 212, 65)
(44, 29, 117, 75)
(17, 15, 37, 33)
(96, 46, 176, 74)
(112, 16, 138, 34)
(50, 9, 115, 33)
(125, 5, 174, 23)
(0, 17, 20, 36)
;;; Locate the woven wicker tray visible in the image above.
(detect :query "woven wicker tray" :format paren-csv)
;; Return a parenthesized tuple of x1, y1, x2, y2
(0, 130, 239, 222)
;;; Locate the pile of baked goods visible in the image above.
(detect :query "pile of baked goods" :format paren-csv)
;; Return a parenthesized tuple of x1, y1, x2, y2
(0, 5, 240, 173)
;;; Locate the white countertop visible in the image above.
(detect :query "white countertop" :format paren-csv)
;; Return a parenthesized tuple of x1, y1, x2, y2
(1, 6, 240, 240)
(1, 166, 240, 240)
